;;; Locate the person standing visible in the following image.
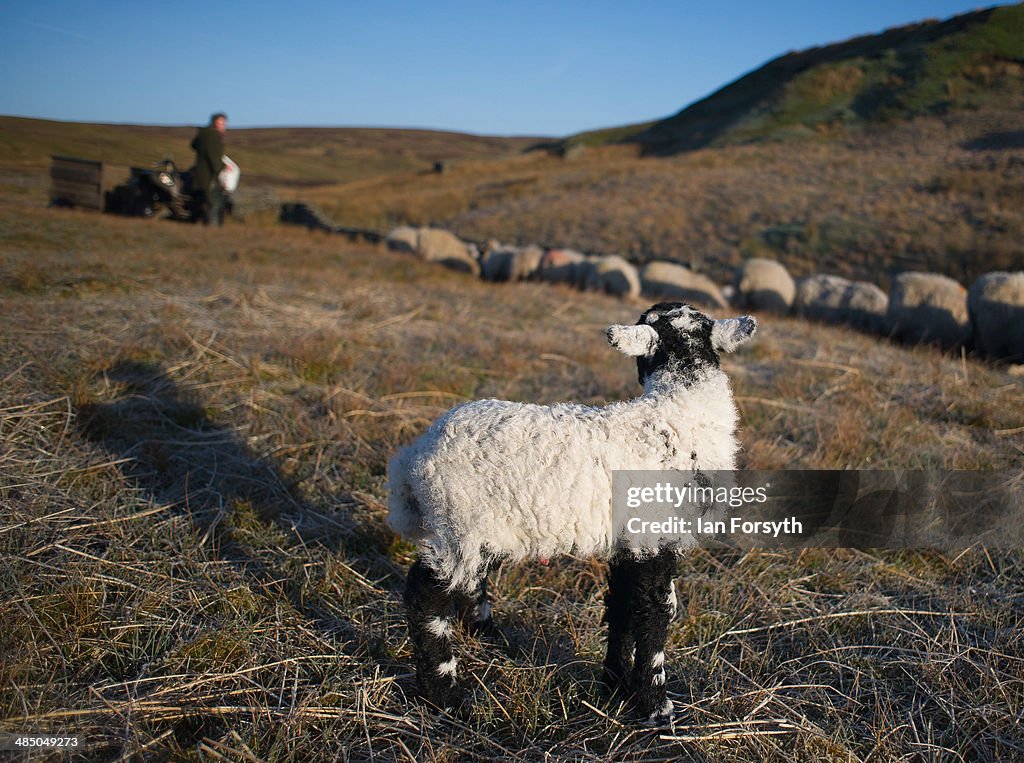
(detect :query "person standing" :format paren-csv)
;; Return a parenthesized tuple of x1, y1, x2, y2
(190, 112, 227, 225)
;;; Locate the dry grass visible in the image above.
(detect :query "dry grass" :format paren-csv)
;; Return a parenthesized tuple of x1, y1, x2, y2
(1, 185, 1023, 761)
(6, 109, 1022, 291)
(298, 103, 1024, 288)
(0, 116, 540, 187)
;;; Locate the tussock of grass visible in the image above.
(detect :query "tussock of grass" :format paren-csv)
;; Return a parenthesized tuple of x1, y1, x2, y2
(1, 196, 1023, 760)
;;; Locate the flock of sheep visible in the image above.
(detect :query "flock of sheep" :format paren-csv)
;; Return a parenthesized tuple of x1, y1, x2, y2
(386, 225, 1024, 362)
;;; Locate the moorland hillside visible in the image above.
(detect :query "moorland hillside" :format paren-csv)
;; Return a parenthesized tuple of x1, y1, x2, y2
(562, 3, 1024, 154)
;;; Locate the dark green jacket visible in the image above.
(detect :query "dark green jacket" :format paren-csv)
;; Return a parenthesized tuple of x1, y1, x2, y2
(190, 126, 225, 192)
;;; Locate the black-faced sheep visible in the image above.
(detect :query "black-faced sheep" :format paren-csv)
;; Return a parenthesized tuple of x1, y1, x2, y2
(387, 303, 756, 722)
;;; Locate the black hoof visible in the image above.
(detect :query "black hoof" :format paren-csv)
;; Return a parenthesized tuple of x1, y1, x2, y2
(641, 698, 675, 726)
(419, 683, 471, 716)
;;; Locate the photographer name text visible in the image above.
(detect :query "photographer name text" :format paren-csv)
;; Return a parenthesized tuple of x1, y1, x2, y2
(626, 515, 804, 538)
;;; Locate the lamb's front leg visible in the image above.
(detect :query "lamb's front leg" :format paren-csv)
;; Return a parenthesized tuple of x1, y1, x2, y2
(405, 559, 466, 710)
(602, 552, 636, 697)
(454, 573, 494, 636)
(630, 547, 677, 722)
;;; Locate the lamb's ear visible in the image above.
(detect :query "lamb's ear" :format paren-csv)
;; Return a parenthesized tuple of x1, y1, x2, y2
(606, 324, 660, 356)
(712, 316, 757, 352)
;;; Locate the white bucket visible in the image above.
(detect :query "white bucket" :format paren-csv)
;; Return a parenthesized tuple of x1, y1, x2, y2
(219, 155, 240, 193)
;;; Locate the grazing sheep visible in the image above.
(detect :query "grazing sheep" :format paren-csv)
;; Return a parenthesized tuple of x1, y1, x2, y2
(386, 226, 419, 254)
(733, 258, 796, 313)
(387, 226, 480, 276)
(843, 281, 888, 334)
(795, 275, 888, 333)
(968, 271, 1024, 360)
(581, 255, 642, 298)
(795, 274, 849, 324)
(481, 244, 544, 283)
(641, 261, 727, 309)
(388, 302, 757, 721)
(888, 272, 969, 348)
(536, 248, 587, 285)
(415, 228, 481, 276)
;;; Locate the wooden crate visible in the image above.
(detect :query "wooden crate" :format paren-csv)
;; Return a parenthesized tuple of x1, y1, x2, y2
(50, 155, 103, 210)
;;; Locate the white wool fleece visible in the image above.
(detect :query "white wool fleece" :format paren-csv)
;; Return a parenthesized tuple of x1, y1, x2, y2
(387, 367, 740, 592)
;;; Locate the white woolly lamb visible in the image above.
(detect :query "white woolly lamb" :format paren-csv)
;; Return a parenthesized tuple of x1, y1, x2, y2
(387, 302, 757, 721)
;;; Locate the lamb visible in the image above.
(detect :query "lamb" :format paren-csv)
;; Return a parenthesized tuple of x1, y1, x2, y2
(387, 302, 757, 721)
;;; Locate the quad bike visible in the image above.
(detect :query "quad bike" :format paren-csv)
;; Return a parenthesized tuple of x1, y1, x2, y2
(103, 158, 194, 220)
(105, 156, 238, 222)
(136, 158, 193, 220)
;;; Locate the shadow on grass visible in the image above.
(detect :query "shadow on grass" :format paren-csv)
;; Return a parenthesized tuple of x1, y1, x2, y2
(77, 360, 298, 527)
(72, 360, 660, 719)
(74, 360, 402, 639)
(962, 130, 1024, 151)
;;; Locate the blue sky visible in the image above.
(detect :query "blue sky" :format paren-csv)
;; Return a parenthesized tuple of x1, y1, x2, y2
(0, 1, 1013, 136)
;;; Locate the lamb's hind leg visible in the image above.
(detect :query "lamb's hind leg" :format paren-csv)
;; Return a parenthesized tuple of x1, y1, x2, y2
(630, 547, 678, 723)
(602, 552, 636, 698)
(405, 559, 465, 710)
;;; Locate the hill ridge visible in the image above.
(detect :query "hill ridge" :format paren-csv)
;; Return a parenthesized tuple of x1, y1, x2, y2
(563, 3, 1024, 154)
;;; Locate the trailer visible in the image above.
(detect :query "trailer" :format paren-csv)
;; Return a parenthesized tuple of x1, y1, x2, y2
(49, 155, 104, 210)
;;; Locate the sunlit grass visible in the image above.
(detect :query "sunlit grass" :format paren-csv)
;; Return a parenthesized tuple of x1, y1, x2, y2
(1, 193, 1022, 760)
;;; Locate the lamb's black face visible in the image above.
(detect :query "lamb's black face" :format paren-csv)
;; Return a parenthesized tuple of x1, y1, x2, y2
(635, 303, 719, 386)
(606, 302, 757, 387)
